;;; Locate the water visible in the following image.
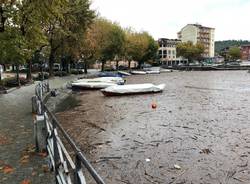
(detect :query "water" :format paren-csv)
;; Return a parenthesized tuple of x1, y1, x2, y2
(56, 71, 250, 184)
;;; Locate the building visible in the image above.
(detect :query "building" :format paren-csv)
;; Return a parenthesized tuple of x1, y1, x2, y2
(241, 45, 250, 61)
(177, 24, 215, 58)
(158, 38, 188, 66)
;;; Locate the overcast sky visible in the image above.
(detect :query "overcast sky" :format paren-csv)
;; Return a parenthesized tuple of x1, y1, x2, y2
(91, 0, 250, 41)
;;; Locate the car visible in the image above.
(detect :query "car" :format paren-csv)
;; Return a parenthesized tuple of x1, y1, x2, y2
(53, 63, 61, 71)
(0, 65, 3, 73)
(118, 65, 128, 70)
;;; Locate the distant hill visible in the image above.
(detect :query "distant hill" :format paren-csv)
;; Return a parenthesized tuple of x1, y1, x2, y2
(215, 40, 250, 53)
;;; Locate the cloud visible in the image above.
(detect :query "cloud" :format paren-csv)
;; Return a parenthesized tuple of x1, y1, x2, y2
(91, 0, 250, 40)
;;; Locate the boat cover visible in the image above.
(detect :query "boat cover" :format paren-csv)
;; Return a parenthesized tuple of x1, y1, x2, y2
(101, 83, 165, 94)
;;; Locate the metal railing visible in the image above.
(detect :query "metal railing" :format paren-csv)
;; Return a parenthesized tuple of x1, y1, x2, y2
(32, 81, 105, 184)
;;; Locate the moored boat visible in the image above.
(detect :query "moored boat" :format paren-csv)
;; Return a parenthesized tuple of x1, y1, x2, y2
(72, 82, 117, 90)
(130, 71, 147, 75)
(74, 77, 125, 85)
(101, 83, 165, 96)
(97, 72, 121, 77)
(145, 70, 160, 74)
(160, 69, 172, 73)
(118, 71, 131, 76)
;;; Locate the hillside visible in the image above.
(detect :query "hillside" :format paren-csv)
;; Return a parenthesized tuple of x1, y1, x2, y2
(215, 40, 250, 53)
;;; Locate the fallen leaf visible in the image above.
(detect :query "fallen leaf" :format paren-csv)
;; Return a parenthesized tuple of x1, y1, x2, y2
(19, 155, 30, 165)
(38, 151, 47, 158)
(3, 165, 14, 174)
(0, 134, 10, 145)
(20, 179, 31, 184)
(42, 165, 49, 173)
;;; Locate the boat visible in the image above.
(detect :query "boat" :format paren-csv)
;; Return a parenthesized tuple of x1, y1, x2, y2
(74, 77, 125, 85)
(145, 70, 160, 74)
(118, 71, 131, 76)
(130, 71, 147, 75)
(98, 72, 122, 77)
(72, 82, 117, 90)
(101, 83, 166, 96)
(160, 69, 172, 73)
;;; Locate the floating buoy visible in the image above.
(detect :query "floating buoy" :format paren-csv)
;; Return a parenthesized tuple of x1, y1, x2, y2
(151, 102, 157, 109)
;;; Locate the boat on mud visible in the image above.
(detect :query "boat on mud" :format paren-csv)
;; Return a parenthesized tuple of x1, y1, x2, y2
(130, 71, 147, 75)
(72, 82, 117, 90)
(97, 72, 122, 77)
(101, 83, 165, 96)
(74, 77, 125, 85)
(118, 71, 131, 76)
(145, 70, 160, 74)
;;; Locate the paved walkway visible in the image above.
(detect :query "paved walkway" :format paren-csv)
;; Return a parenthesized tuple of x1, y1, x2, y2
(0, 76, 80, 184)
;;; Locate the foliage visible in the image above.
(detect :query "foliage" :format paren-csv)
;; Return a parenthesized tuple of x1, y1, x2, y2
(123, 30, 158, 68)
(176, 41, 205, 62)
(0, 77, 28, 87)
(228, 47, 241, 60)
(215, 40, 250, 53)
(46, 0, 95, 76)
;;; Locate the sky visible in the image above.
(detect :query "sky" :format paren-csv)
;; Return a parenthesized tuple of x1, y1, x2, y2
(91, 0, 250, 41)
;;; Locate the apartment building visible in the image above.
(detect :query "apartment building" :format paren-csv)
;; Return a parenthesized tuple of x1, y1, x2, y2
(241, 45, 250, 60)
(158, 38, 188, 66)
(177, 24, 215, 58)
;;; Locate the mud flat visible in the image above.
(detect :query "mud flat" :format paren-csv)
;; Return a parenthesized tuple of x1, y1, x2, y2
(56, 71, 250, 184)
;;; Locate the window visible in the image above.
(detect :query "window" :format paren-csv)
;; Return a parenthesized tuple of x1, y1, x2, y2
(163, 50, 167, 55)
(168, 50, 171, 55)
(172, 50, 175, 55)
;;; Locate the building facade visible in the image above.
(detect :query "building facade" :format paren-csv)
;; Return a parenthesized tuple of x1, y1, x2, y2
(158, 38, 188, 66)
(177, 24, 215, 58)
(241, 45, 250, 61)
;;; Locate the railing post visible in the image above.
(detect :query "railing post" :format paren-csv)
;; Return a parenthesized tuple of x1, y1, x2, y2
(52, 119, 60, 184)
(74, 153, 82, 184)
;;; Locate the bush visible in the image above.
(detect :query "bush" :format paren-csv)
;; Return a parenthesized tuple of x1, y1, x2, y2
(33, 72, 49, 81)
(70, 69, 84, 75)
(0, 77, 28, 87)
(54, 71, 68, 77)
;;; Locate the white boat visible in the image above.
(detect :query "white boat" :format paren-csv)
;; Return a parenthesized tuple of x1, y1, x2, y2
(101, 83, 165, 96)
(130, 71, 147, 75)
(160, 69, 172, 73)
(145, 70, 160, 74)
(72, 82, 117, 89)
(118, 71, 131, 76)
(74, 77, 125, 84)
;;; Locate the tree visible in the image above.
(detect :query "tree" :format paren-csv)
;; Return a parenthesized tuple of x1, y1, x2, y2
(0, 0, 48, 83)
(176, 41, 205, 62)
(43, 0, 95, 76)
(123, 30, 158, 69)
(228, 47, 241, 61)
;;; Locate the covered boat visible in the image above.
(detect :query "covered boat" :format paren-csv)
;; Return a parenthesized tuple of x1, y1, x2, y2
(130, 71, 147, 75)
(145, 70, 160, 74)
(160, 69, 172, 73)
(101, 83, 165, 96)
(97, 72, 122, 77)
(118, 71, 131, 76)
(74, 77, 125, 85)
(72, 82, 117, 90)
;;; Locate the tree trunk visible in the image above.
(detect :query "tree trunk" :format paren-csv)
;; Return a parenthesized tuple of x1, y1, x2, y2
(128, 60, 131, 70)
(16, 64, 20, 87)
(116, 60, 119, 70)
(84, 61, 88, 74)
(101, 61, 105, 71)
(26, 60, 32, 81)
(12, 64, 15, 72)
(49, 49, 55, 77)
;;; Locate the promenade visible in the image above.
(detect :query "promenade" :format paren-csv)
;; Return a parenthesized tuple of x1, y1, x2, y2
(0, 76, 79, 184)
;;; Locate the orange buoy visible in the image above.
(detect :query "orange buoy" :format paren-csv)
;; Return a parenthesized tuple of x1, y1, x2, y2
(151, 103, 157, 109)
